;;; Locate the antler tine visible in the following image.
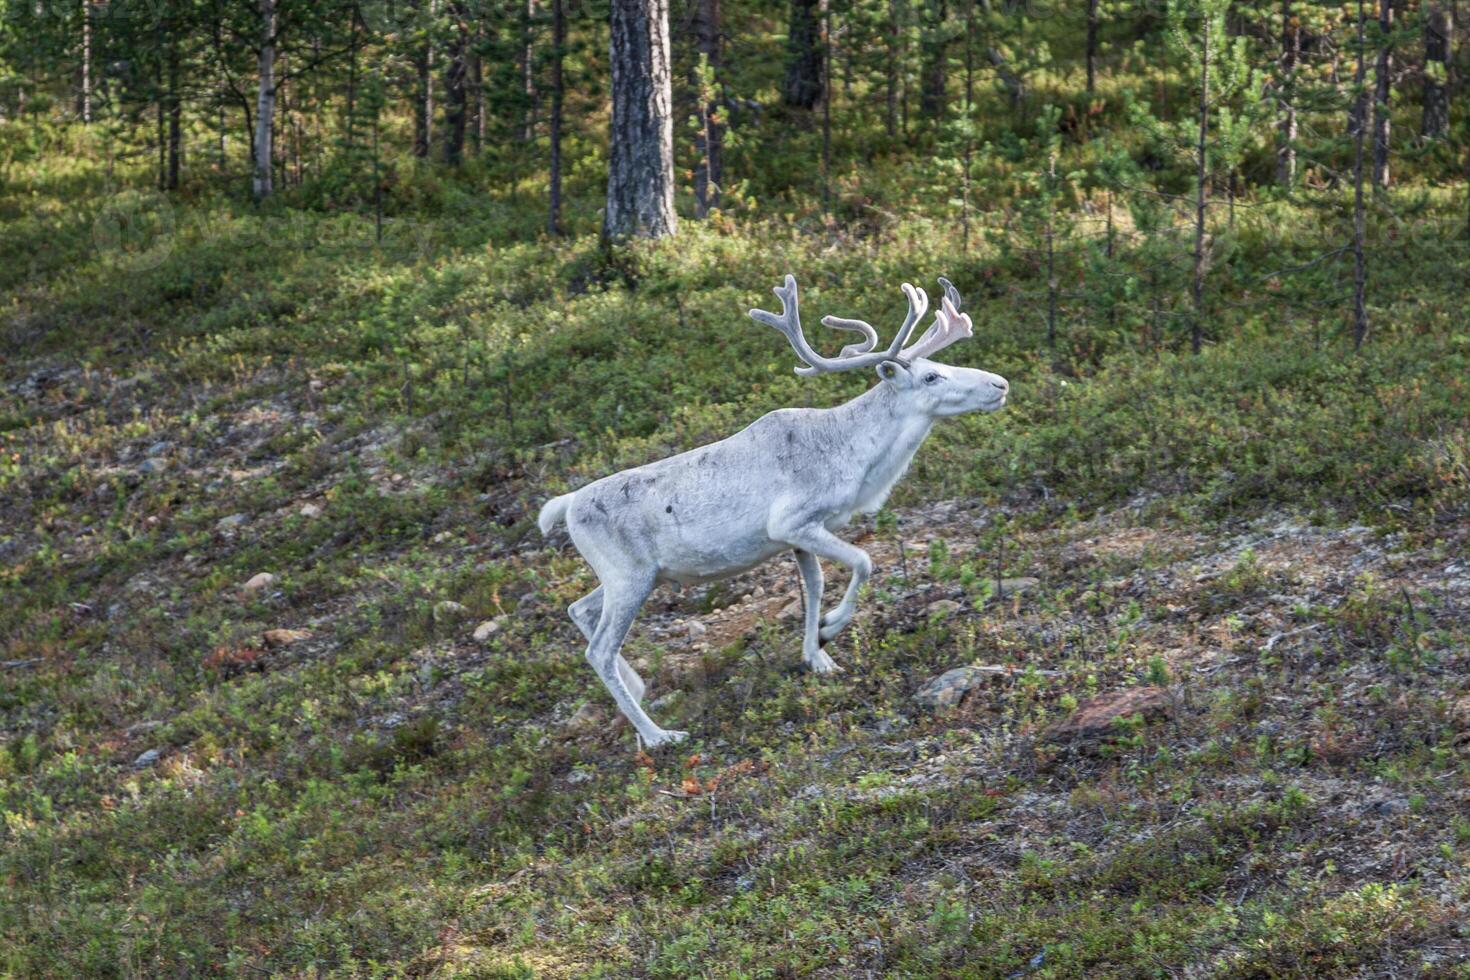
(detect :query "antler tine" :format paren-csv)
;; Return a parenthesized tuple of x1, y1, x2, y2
(900, 276, 974, 362)
(750, 276, 933, 376)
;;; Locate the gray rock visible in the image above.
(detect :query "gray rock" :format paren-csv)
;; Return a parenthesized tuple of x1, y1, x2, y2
(926, 599, 963, 618)
(515, 592, 543, 619)
(433, 600, 470, 623)
(649, 690, 685, 713)
(686, 620, 708, 640)
(472, 619, 502, 643)
(132, 748, 161, 768)
(241, 572, 277, 594)
(565, 702, 604, 733)
(914, 665, 1012, 708)
(137, 457, 168, 475)
(216, 513, 249, 531)
(993, 577, 1040, 597)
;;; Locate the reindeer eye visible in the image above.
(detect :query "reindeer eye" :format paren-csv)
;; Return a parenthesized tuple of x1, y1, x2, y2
(924, 372, 940, 384)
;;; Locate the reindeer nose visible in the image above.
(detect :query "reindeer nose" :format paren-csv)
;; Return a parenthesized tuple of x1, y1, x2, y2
(991, 377, 1009, 393)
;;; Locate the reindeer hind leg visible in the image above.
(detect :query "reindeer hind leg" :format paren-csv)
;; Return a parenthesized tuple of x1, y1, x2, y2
(585, 574, 681, 745)
(571, 585, 646, 705)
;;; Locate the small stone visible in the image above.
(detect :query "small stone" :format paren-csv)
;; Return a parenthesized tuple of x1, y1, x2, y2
(299, 502, 323, 518)
(875, 714, 911, 734)
(472, 620, 501, 643)
(994, 577, 1041, 597)
(262, 628, 312, 648)
(567, 768, 594, 785)
(565, 702, 604, 733)
(432, 530, 454, 543)
(145, 440, 171, 457)
(216, 513, 249, 532)
(752, 585, 766, 598)
(132, 748, 161, 768)
(649, 689, 685, 713)
(1042, 686, 1171, 745)
(914, 665, 1011, 708)
(241, 572, 277, 594)
(515, 592, 542, 619)
(687, 620, 708, 640)
(778, 598, 803, 622)
(1450, 696, 1470, 729)
(926, 598, 963, 618)
(433, 600, 470, 623)
(137, 457, 168, 475)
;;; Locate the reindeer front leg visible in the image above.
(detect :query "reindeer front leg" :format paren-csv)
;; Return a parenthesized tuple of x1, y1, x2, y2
(778, 526, 870, 671)
(792, 549, 839, 673)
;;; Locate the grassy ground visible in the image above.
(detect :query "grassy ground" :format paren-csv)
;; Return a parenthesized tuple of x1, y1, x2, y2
(2, 145, 1469, 977)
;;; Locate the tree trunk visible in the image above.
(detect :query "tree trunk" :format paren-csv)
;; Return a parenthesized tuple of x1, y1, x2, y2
(692, 0, 722, 216)
(253, 0, 276, 199)
(785, 0, 824, 109)
(1276, 0, 1298, 186)
(1190, 17, 1209, 355)
(822, 0, 832, 209)
(1421, 2, 1450, 137)
(522, 0, 538, 140)
(603, 0, 677, 240)
(549, 0, 564, 232)
(920, 0, 947, 119)
(472, 49, 484, 154)
(345, 5, 359, 154)
(443, 2, 468, 166)
(1371, 0, 1392, 188)
(1085, 0, 1099, 94)
(1353, 0, 1370, 349)
(79, 0, 92, 123)
(413, 0, 435, 158)
(167, 44, 182, 190)
(886, 0, 900, 136)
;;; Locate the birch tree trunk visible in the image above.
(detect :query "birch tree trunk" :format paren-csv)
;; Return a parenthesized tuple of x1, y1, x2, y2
(549, 0, 564, 233)
(1371, 0, 1392, 188)
(1276, 0, 1298, 186)
(1352, 0, 1370, 349)
(1190, 18, 1210, 355)
(79, 0, 92, 123)
(604, 0, 676, 240)
(521, 0, 538, 141)
(253, 0, 277, 200)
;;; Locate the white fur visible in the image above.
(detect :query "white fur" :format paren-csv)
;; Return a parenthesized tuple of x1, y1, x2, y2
(538, 278, 1008, 747)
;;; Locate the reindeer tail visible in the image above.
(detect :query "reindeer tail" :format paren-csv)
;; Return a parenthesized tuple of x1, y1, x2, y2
(537, 492, 575, 536)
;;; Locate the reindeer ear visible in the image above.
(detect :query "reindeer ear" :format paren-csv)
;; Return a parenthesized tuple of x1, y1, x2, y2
(876, 360, 910, 385)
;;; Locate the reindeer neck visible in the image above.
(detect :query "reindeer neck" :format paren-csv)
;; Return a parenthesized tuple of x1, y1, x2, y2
(831, 381, 935, 480)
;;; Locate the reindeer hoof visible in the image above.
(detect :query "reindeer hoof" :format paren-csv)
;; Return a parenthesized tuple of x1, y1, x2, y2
(806, 650, 843, 674)
(645, 729, 689, 748)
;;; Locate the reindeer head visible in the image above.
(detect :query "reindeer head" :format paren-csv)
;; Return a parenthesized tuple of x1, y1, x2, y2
(749, 275, 1009, 417)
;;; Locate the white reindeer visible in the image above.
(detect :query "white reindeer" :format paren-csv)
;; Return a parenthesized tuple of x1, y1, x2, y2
(538, 275, 1009, 746)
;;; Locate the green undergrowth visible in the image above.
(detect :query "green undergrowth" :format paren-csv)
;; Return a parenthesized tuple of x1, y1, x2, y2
(1, 154, 1468, 976)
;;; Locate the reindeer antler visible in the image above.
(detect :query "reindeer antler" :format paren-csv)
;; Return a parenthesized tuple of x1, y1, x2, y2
(749, 275, 929, 377)
(900, 276, 973, 361)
